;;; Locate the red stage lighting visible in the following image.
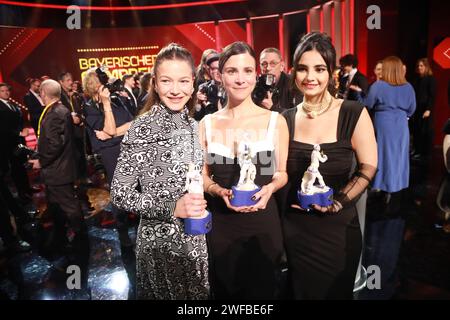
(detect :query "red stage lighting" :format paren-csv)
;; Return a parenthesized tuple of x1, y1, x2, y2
(0, 0, 246, 11)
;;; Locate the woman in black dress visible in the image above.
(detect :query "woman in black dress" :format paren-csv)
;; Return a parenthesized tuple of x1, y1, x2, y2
(412, 58, 437, 160)
(200, 42, 289, 299)
(281, 32, 377, 299)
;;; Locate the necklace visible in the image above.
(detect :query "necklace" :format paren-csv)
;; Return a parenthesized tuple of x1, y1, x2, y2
(301, 91, 333, 119)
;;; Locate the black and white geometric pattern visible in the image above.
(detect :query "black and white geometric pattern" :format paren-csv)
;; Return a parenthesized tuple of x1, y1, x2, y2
(111, 104, 209, 300)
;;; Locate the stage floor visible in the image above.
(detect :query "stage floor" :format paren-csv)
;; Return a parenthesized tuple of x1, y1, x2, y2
(0, 148, 449, 300)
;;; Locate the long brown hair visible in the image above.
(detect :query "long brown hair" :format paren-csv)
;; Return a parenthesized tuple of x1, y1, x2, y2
(416, 57, 433, 77)
(139, 43, 196, 116)
(381, 56, 407, 86)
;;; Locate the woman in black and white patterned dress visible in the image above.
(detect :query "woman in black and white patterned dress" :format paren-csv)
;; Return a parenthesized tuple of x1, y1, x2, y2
(111, 44, 209, 299)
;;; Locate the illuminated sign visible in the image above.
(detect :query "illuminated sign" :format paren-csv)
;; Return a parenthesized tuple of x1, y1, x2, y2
(77, 45, 159, 79)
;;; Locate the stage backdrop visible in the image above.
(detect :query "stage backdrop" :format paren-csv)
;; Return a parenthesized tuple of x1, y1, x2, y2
(0, 21, 253, 106)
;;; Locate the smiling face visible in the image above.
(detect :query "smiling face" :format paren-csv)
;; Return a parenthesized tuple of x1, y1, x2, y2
(154, 59, 194, 112)
(220, 52, 256, 105)
(295, 49, 330, 101)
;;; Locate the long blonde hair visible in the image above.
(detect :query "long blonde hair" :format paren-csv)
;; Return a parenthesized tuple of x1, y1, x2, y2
(82, 68, 101, 98)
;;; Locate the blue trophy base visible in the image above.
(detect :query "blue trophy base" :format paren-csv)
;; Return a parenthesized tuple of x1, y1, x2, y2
(184, 210, 212, 235)
(230, 186, 261, 207)
(297, 188, 334, 210)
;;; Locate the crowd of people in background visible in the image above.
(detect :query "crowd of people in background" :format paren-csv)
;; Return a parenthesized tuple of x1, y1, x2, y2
(0, 30, 448, 300)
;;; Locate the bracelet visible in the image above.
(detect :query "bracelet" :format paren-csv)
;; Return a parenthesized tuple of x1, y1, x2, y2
(206, 182, 218, 195)
(104, 109, 113, 112)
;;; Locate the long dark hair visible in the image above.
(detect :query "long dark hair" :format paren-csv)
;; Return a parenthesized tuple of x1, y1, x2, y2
(290, 32, 336, 95)
(139, 43, 196, 116)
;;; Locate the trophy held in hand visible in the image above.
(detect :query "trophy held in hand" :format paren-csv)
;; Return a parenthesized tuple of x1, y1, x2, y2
(297, 144, 333, 210)
(230, 140, 261, 207)
(184, 163, 212, 235)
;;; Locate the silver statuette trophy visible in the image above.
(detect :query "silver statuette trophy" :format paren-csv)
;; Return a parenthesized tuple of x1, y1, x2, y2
(184, 163, 212, 235)
(297, 144, 333, 210)
(230, 139, 261, 206)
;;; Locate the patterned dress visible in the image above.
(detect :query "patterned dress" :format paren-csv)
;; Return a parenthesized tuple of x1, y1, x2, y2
(111, 104, 209, 300)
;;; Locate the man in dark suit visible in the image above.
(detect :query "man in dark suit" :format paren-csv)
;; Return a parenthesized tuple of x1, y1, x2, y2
(29, 79, 86, 249)
(58, 72, 74, 112)
(122, 74, 138, 116)
(0, 83, 34, 202)
(338, 54, 368, 101)
(0, 84, 34, 254)
(58, 72, 94, 212)
(23, 78, 44, 134)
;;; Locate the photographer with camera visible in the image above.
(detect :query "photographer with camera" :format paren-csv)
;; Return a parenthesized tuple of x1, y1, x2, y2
(82, 67, 133, 247)
(196, 49, 217, 85)
(28, 79, 86, 254)
(258, 47, 302, 112)
(194, 53, 226, 121)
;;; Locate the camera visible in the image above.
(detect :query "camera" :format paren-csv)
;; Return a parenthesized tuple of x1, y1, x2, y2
(198, 80, 226, 107)
(95, 66, 125, 93)
(14, 144, 39, 160)
(252, 73, 277, 106)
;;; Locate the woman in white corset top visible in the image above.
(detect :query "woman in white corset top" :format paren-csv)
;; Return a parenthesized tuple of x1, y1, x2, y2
(199, 41, 289, 299)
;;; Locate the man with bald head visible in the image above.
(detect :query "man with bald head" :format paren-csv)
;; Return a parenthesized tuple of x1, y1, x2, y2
(29, 79, 85, 253)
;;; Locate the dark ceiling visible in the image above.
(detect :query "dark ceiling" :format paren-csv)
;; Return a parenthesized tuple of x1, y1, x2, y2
(0, 0, 327, 28)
